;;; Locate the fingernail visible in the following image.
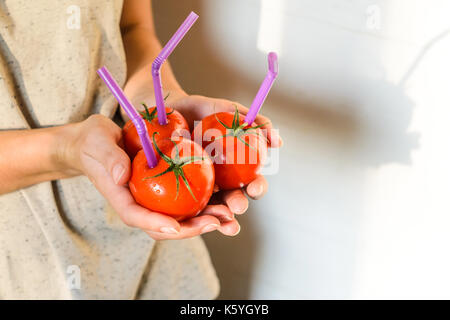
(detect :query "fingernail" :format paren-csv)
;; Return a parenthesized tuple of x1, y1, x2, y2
(249, 183, 263, 196)
(201, 224, 219, 234)
(232, 224, 241, 236)
(230, 198, 247, 215)
(160, 227, 179, 234)
(223, 215, 234, 222)
(112, 164, 125, 185)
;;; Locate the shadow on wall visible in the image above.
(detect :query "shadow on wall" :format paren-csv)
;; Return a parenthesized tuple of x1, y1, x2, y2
(152, 0, 420, 298)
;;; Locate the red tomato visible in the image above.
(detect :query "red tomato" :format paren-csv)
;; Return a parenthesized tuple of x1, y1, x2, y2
(123, 105, 189, 159)
(193, 108, 268, 190)
(129, 135, 214, 221)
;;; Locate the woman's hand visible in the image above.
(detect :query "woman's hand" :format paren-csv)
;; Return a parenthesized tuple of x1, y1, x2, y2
(168, 93, 283, 213)
(127, 88, 282, 232)
(56, 114, 238, 240)
(117, 0, 282, 239)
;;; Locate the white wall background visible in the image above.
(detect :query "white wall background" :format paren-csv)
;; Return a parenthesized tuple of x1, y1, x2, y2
(153, 0, 450, 299)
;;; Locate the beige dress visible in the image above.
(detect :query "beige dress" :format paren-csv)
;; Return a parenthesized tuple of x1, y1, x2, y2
(0, 0, 219, 299)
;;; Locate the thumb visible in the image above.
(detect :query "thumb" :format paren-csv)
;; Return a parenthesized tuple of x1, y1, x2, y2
(109, 145, 131, 185)
(89, 141, 131, 185)
(110, 148, 131, 185)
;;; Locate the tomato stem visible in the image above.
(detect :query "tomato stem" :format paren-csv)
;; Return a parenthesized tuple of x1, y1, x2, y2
(143, 132, 202, 201)
(214, 106, 269, 150)
(139, 92, 174, 123)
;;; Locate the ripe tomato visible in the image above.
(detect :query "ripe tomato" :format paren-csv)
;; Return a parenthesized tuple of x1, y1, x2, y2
(123, 104, 189, 159)
(129, 134, 214, 221)
(193, 108, 268, 190)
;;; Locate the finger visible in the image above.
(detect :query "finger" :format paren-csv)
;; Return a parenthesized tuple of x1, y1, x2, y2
(182, 96, 249, 116)
(217, 219, 241, 237)
(82, 137, 131, 186)
(213, 99, 249, 115)
(83, 155, 181, 233)
(120, 202, 181, 234)
(200, 204, 234, 223)
(180, 215, 221, 235)
(172, 95, 282, 147)
(220, 101, 282, 148)
(222, 189, 248, 215)
(253, 114, 282, 148)
(104, 185, 181, 233)
(245, 175, 268, 200)
(107, 145, 131, 185)
(145, 215, 221, 240)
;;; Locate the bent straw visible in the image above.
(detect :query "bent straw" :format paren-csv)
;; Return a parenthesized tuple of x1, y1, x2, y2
(152, 11, 199, 125)
(245, 52, 279, 125)
(97, 66, 158, 168)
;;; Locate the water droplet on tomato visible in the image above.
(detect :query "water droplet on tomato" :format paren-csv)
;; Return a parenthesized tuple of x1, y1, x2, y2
(152, 184, 162, 194)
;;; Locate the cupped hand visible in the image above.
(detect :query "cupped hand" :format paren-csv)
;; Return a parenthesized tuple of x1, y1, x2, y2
(167, 92, 282, 218)
(56, 114, 239, 240)
(116, 86, 282, 238)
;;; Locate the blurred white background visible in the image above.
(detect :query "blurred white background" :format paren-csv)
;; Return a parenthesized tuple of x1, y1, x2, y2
(153, 0, 450, 299)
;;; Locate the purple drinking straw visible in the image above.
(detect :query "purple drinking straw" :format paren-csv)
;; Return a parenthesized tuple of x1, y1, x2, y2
(152, 11, 199, 125)
(245, 52, 279, 125)
(97, 66, 158, 168)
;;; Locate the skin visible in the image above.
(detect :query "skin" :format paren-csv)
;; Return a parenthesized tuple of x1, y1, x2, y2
(0, 0, 282, 241)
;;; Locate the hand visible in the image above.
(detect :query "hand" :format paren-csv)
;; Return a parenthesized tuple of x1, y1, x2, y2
(56, 114, 234, 240)
(122, 74, 282, 238)
(159, 92, 281, 239)
(168, 92, 282, 207)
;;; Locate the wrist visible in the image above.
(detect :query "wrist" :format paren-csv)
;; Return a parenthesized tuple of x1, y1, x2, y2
(51, 123, 82, 177)
(124, 67, 187, 108)
(125, 64, 184, 93)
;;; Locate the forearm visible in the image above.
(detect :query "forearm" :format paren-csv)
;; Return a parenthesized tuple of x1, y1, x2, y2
(0, 126, 76, 194)
(120, 0, 185, 110)
(122, 28, 183, 96)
